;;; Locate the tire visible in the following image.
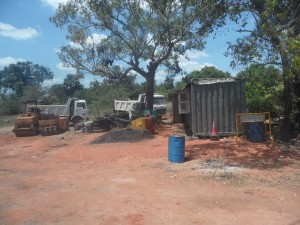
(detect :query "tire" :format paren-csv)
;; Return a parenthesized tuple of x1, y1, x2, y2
(72, 117, 83, 125)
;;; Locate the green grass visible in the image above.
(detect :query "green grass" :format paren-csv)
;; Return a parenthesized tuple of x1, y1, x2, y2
(0, 115, 18, 127)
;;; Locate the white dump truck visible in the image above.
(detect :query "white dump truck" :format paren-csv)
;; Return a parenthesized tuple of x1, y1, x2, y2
(114, 94, 167, 119)
(28, 98, 88, 124)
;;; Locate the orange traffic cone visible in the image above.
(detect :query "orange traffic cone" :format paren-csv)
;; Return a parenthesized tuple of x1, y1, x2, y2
(210, 121, 219, 141)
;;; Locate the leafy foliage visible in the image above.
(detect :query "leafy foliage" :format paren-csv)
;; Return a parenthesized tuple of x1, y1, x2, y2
(50, 0, 228, 109)
(236, 64, 282, 117)
(163, 76, 175, 90)
(182, 66, 231, 84)
(47, 84, 67, 103)
(0, 94, 20, 115)
(0, 61, 54, 96)
(227, 0, 300, 139)
(227, 0, 299, 68)
(82, 75, 140, 117)
(63, 74, 84, 97)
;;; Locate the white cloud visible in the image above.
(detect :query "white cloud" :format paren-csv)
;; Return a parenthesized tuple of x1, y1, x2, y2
(69, 33, 108, 49)
(0, 22, 39, 40)
(179, 53, 214, 74)
(185, 50, 209, 59)
(86, 33, 107, 45)
(57, 62, 76, 73)
(53, 48, 60, 53)
(152, 49, 211, 83)
(155, 70, 168, 84)
(41, 0, 69, 9)
(139, 1, 149, 9)
(43, 78, 63, 87)
(69, 41, 82, 49)
(42, 0, 148, 11)
(155, 60, 215, 84)
(0, 57, 26, 69)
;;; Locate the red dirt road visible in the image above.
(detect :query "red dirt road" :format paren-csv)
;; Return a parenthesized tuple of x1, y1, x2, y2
(0, 124, 300, 225)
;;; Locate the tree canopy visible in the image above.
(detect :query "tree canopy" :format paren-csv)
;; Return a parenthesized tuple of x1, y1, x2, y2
(50, 0, 228, 109)
(182, 66, 231, 83)
(227, 0, 299, 68)
(227, 0, 300, 139)
(63, 74, 84, 97)
(47, 84, 67, 103)
(237, 64, 282, 116)
(0, 61, 54, 96)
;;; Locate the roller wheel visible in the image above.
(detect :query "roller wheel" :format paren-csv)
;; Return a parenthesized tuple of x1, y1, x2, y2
(14, 130, 34, 137)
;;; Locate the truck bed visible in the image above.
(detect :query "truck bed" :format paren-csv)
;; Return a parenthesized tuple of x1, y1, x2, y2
(36, 105, 67, 116)
(114, 100, 138, 112)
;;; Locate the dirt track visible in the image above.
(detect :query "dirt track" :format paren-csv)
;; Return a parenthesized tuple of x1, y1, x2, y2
(0, 124, 300, 225)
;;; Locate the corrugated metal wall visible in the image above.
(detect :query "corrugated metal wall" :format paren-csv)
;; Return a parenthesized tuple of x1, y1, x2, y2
(190, 78, 246, 137)
(170, 93, 182, 123)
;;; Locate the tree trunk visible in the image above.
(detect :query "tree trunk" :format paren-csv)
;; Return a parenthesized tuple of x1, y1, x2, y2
(145, 73, 155, 110)
(280, 53, 295, 141)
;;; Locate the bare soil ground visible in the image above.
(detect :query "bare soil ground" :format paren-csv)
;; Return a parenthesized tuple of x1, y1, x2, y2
(0, 123, 300, 225)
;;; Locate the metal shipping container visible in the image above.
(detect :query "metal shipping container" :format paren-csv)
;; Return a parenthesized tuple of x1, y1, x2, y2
(190, 78, 246, 137)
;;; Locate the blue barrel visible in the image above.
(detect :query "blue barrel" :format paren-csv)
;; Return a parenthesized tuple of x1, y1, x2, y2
(168, 135, 185, 163)
(249, 122, 264, 142)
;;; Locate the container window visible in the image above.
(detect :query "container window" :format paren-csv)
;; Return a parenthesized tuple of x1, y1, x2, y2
(178, 92, 190, 114)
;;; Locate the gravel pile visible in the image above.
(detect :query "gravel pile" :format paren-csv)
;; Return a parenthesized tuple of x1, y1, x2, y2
(91, 128, 153, 144)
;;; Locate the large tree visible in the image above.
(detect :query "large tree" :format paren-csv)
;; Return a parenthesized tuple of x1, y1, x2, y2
(47, 84, 67, 103)
(63, 74, 84, 97)
(236, 64, 282, 117)
(0, 61, 54, 96)
(227, 0, 300, 139)
(50, 0, 227, 109)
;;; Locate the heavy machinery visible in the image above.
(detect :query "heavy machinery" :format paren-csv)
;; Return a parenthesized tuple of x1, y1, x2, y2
(28, 98, 88, 124)
(13, 100, 40, 137)
(39, 114, 69, 136)
(13, 100, 70, 137)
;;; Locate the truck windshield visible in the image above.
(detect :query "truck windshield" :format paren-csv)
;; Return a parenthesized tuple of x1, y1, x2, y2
(154, 98, 166, 105)
(77, 102, 86, 109)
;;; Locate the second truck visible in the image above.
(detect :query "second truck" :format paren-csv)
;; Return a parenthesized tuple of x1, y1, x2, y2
(114, 94, 167, 120)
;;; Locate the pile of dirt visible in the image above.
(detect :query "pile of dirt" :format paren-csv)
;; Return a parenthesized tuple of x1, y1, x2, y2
(91, 128, 153, 144)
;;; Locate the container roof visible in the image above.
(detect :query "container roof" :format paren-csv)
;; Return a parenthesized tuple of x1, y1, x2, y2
(191, 78, 237, 85)
(175, 78, 244, 93)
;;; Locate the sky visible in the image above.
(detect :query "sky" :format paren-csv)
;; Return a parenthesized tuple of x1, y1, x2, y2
(0, 0, 244, 88)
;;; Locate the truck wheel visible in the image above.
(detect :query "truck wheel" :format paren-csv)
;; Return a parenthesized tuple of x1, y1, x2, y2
(72, 117, 83, 125)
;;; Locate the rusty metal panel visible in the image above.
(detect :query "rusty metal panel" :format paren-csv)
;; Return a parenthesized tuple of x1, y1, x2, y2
(190, 78, 246, 137)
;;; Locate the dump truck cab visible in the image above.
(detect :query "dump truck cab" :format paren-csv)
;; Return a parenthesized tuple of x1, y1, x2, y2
(68, 99, 88, 124)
